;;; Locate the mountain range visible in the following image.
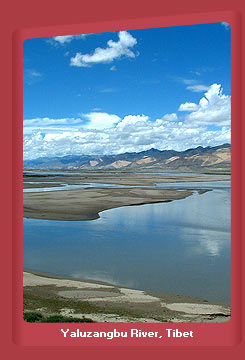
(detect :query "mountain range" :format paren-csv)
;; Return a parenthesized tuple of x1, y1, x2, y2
(23, 144, 231, 171)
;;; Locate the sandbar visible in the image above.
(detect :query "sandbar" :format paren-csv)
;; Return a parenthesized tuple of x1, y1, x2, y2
(23, 187, 196, 221)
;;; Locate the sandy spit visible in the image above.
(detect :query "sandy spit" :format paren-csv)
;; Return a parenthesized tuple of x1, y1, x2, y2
(23, 187, 194, 221)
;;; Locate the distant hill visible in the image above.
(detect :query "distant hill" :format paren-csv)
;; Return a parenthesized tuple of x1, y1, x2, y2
(23, 144, 231, 171)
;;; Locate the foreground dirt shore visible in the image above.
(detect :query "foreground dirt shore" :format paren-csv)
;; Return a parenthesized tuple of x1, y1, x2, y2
(23, 271, 230, 323)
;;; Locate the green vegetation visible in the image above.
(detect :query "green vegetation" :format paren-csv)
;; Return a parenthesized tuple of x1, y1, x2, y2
(23, 290, 101, 314)
(23, 311, 94, 323)
(23, 312, 43, 322)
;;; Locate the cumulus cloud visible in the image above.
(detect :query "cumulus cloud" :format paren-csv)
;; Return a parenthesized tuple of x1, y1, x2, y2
(186, 84, 210, 92)
(70, 31, 137, 67)
(180, 84, 231, 126)
(23, 83, 231, 160)
(178, 103, 199, 112)
(162, 113, 178, 121)
(116, 115, 150, 131)
(82, 112, 121, 130)
(23, 113, 230, 160)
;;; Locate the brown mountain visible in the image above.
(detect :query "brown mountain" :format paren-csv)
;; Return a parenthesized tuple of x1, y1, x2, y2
(23, 144, 231, 172)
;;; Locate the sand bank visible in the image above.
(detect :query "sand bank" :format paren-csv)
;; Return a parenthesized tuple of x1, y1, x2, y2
(23, 187, 196, 221)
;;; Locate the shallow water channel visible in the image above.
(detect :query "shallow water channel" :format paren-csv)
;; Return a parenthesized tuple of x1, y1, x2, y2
(23, 180, 230, 303)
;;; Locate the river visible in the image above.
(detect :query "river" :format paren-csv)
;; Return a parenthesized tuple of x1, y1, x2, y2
(23, 179, 230, 303)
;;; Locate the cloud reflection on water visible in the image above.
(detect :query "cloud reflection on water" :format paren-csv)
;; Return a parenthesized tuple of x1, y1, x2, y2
(23, 182, 230, 302)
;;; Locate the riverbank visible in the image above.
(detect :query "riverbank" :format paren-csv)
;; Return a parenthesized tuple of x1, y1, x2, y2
(23, 271, 230, 323)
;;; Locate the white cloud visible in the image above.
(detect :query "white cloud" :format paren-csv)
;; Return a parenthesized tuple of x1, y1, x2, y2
(221, 22, 230, 30)
(116, 114, 149, 131)
(51, 34, 89, 45)
(181, 84, 231, 126)
(24, 112, 230, 160)
(23, 113, 121, 135)
(23, 84, 231, 160)
(162, 113, 178, 121)
(23, 118, 84, 135)
(82, 112, 121, 130)
(53, 35, 74, 44)
(110, 65, 117, 71)
(186, 84, 210, 92)
(178, 103, 199, 112)
(70, 31, 137, 67)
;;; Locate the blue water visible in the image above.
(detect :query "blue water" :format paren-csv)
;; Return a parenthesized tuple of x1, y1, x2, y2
(23, 181, 230, 303)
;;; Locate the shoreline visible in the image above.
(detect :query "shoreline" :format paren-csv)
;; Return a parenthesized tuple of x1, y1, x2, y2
(23, 270, 231, 323)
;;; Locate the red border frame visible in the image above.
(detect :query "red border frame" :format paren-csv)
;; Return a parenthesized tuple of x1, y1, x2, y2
(1, 0, 244, 357)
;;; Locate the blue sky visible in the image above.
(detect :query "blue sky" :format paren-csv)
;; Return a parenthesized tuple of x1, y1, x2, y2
(23, 22, 231, 160)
